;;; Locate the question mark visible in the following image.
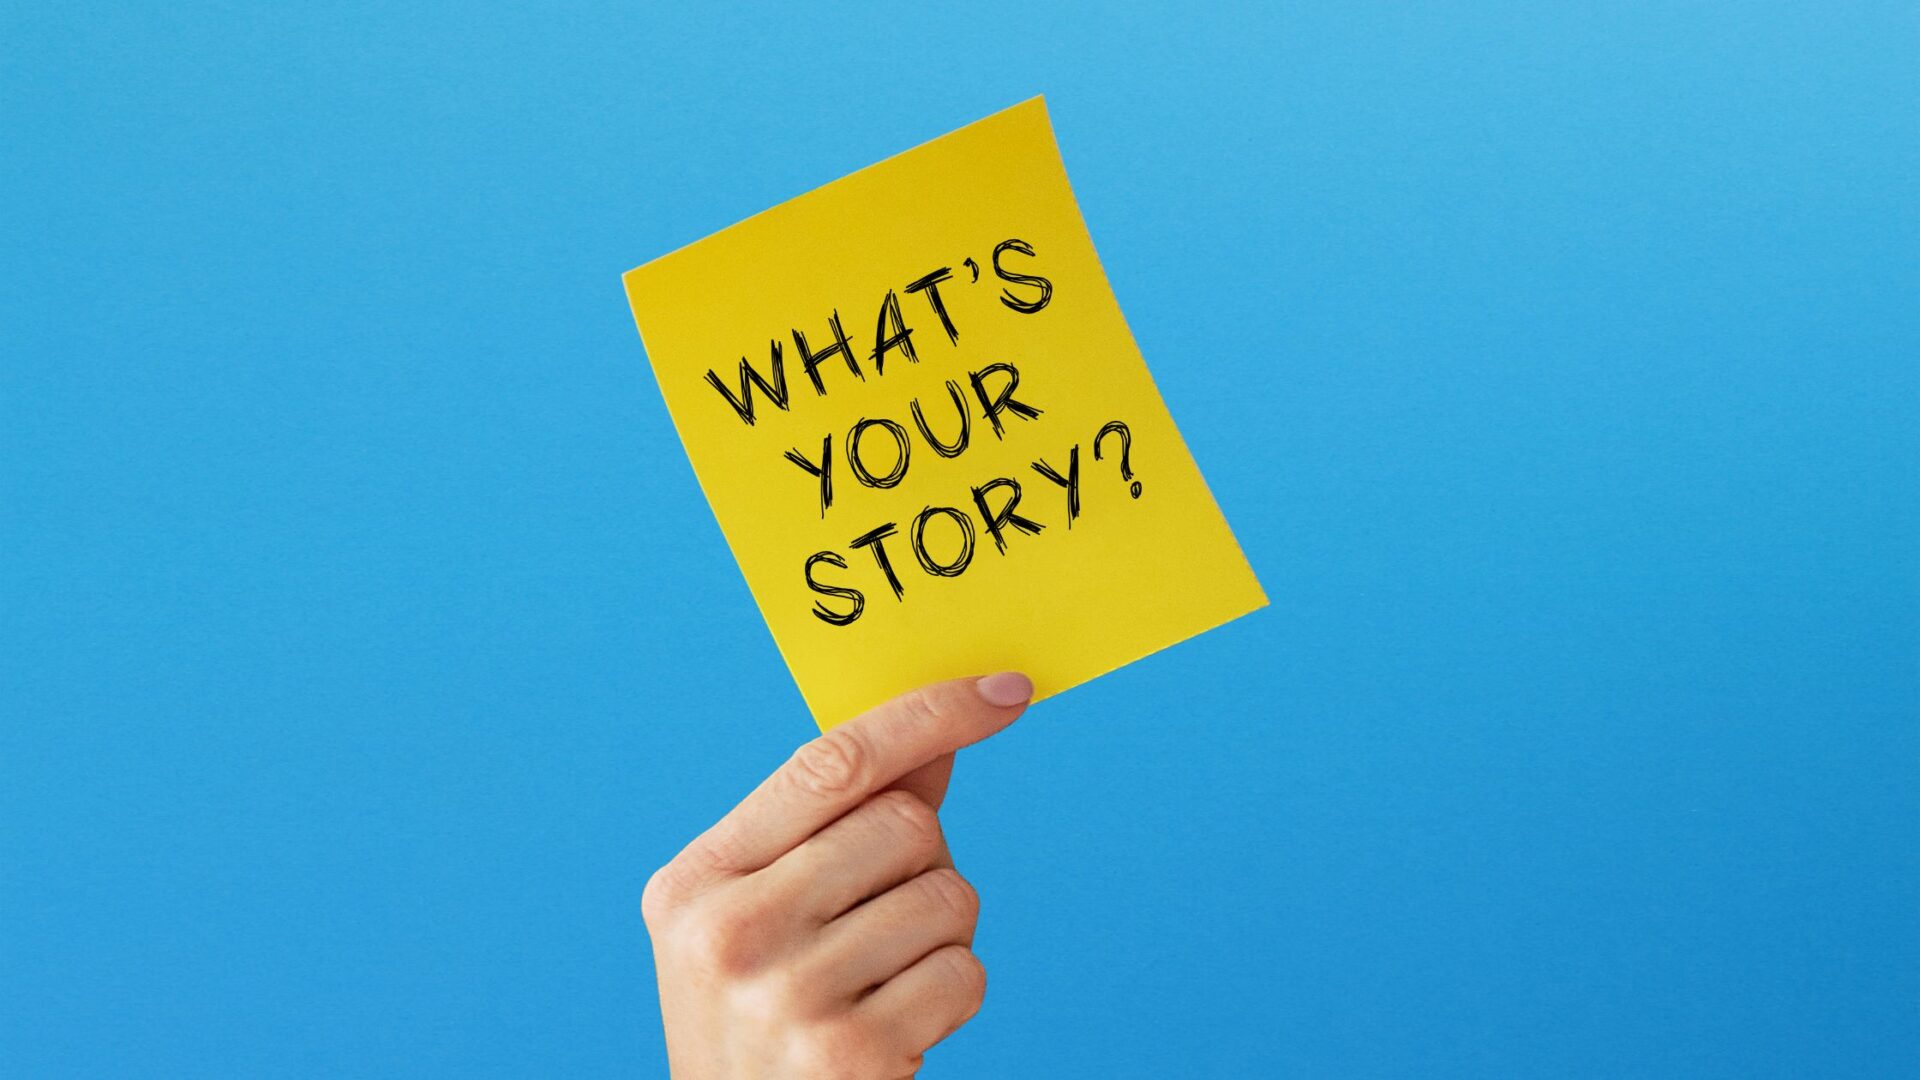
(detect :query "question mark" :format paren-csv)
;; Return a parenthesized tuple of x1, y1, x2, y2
(1094, 420, 1142, 499)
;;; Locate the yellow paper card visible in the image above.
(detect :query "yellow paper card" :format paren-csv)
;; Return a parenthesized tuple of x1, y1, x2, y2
(623, 97, 1265, 729)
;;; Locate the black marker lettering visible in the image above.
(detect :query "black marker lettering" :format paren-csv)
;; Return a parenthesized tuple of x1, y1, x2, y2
(971, 477, 1044, 554)
(850, 522, 906, 600)
(847, 418, 911, 489)
(782, 435, 833, 517)
(1030, 444, 1080, 525)
(703, 340, 790, 426)
(909, 380, 972, 458)
(992, 238, 1053, 313)
(904, 267, 959, 344)
(970, 362, 1043, 438)
(805, 551, 864, 626)
(871, 290, 917, 375)
(792, 310, 862, 396)
(912, 506, 976, 577)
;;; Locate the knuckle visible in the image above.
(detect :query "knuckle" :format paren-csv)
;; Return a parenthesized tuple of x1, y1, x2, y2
(873, 790, 942, 850)
(941, 946, 987, 1002)
(918, 867, 978, 923)
(677, 901, 763, 977)
(639, 865, 680, 926)
(736, 966, 806, 1024)
(791, 1019, 887, 1079)
(788, 731, 868, 798)
(685, 828, 742, 878)
(893, 686, 945, 728)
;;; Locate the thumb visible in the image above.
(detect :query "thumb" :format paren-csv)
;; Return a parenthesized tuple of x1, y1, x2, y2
(879, 670, 1031, 809)
(889, 752, 956, 810)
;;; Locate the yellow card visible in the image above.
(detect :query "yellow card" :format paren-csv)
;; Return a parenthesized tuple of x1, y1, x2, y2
(623, 97, 1266, 729)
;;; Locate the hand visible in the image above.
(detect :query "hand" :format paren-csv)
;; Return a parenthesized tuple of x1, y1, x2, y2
(642, 673, 1033, 1079)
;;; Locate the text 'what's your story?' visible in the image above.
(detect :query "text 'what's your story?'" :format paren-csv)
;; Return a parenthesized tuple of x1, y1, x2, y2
(702, 239, 1144, 628)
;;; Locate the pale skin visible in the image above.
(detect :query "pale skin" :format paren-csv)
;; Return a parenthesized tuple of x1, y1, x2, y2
(642, 672, 1034, 1079)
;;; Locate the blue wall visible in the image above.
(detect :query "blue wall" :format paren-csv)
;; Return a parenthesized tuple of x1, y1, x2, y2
(4, 3, 1914, 1076)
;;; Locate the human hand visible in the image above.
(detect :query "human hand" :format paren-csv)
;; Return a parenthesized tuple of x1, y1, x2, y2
(642, 673, 1033, 1079)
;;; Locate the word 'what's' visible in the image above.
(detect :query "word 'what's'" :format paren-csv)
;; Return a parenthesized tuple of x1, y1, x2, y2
(701, 239, 1053, 425)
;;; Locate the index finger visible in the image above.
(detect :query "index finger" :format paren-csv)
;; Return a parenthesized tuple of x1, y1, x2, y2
(681, 673, 1032, 882)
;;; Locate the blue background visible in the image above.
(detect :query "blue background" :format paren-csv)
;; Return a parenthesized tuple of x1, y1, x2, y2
(4, 3, 1915, 1076)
